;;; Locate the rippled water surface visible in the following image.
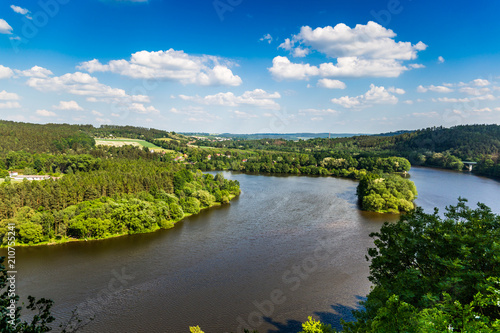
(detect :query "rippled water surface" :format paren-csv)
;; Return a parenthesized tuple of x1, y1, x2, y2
(5, 168, 500, 333)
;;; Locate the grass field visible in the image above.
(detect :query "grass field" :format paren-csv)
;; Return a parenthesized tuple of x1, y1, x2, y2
(95, 138, 175, 153)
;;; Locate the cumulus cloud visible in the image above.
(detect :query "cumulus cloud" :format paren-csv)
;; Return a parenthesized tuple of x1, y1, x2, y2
(128, 103, 159, 114)
(179, 89, 281, 110)
(417, 85, 453, 93)
(0, 101, 21, 109)
(259, 33, 273, 44)
(169, 106, 221, 123)
(10, 5, 31, 19)
(273, 22, 426, 79)
(459, 87, 490, 95)
(36, 109, 56, 117)
(279, 38, 310, 58)
(15, 66, 53, 78)
(78, 49, 242, 86)
(317, 78, 346, 89)
(438, 56, 445, 63)
(292, 22, 426, 59)
(53, 100, 83, 111)
(0, 19, 13, 34)
(387, 87, 405, 94)
(298, 108, 339, 115)
(331, 84, 401, 109)
(471, 79, 490, 87)
(232, 110, 258, 119)
(433, 95, 495, 103)
(412, 112, 439, 118)
(472, 107, 492, 113)
(0, 65, 14, 79)
(433, 97, 471, 103)
(268, 56, 319, 80)
(269, 55, 410, 80)
(26, 71, 155, 113)
(0, 90, 20, 100)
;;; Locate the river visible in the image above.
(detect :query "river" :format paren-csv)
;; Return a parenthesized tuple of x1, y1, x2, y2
(4, 167, 500, 333)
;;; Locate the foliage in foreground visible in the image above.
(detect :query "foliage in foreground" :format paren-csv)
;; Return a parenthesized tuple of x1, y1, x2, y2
(344, 199, 500, 332)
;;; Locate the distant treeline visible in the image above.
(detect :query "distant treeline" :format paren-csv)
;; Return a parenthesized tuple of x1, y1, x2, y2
(194, 124, 500, 178)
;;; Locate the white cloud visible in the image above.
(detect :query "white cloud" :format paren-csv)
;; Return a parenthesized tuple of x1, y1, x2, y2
(317, 78, 346, 89)
(233, 110, 258, 119)
(311, 117, 323, 121)
(473, 94, 495, 101)
(0, 19, 13, 34)
(91, 110, 104, 116)
(36, 109, 56, 117)
(330, 96, 363, 109)
(403, 100, 413, 104)
(459, 87, 490, 95)
(273, 22, 426, 80)
(169, 106, 221, 123)
(387, 87, 405, 95)
(26, 71, 153, 112)
(259, 33, 273, 44)
(417, 85, 453, 93)
(299, 108, 339, 115)
(434, 97, 470, 103)
(179, 89, 281, 110)
(412, 112, 439, 118)
(472, 79, 490, 87)
(10, 5, 29, 15)
(438, 56, 445, 63)
(95, 117, 112, 124)
(433, 95, 495, 103)
(0, 101, 21, 109)
(128, 103, 159, 114)
(10, 5, 31, 19)
(331, 84, 400, 109)
(0, 65, 13, 79)
(290, 22, 426, 60)
(409, 64, 425, 69)
(53, 100, 83, 111)
(278, 38, 310, 57)
(0, 90, 20, 100)
(268, 56, 319, 80)
(472, 107, 492, 113)
(15, 66, 53, 78)
(78, 49, 242, 86)
(269, 56, 410, 80)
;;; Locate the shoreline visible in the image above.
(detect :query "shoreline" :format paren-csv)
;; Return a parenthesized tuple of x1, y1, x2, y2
(2, 193, 238, 248)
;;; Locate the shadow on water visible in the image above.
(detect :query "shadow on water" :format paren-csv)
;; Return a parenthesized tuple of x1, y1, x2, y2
(264, 296, 365, 333)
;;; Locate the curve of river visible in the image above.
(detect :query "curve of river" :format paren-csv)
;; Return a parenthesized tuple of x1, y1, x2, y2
(3, 167, 500, 333)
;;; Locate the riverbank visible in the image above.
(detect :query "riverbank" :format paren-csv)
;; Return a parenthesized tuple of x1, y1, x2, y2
(2, 193, 239, 248)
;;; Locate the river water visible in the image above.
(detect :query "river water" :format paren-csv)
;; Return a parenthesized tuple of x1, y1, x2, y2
(4, 167, 500, 333)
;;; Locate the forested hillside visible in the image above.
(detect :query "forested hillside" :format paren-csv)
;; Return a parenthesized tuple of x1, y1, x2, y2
(0, 122, 240, 246)
(0, 121, 95, 154)
(193, 124, 500, 178)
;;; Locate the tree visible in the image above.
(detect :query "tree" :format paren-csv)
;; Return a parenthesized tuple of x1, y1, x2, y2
(345, 199, 500, 331)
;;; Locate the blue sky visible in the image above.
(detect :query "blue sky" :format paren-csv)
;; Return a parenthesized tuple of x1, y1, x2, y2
(1, 0, 500, 134)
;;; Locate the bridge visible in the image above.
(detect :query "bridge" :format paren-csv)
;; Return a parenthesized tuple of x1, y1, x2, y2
(462, 161, 477, 171)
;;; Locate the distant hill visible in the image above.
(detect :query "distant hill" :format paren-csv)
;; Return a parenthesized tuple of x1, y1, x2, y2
(180, 132, 413, 140)
(0, 120, 187, 154)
